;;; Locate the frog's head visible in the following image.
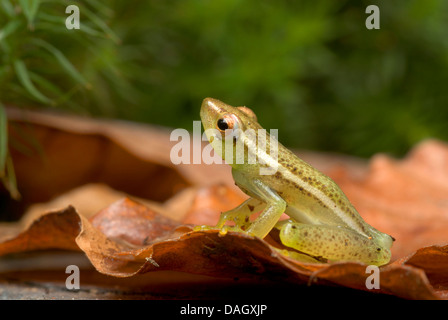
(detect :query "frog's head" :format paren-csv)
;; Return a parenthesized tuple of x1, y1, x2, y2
(200, 98, 261, 165)
(200, 97, 259, 133)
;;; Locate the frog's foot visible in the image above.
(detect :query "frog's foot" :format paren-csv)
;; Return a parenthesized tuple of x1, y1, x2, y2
(194, 198, 266, 235)
(193, 220, 249, 236)
(193, 222, 249, 236)
(278, 221, 391, 266)
(274, 248, 323, 264)
(193, 224, 218, 232)
(218, 198, 266, 231)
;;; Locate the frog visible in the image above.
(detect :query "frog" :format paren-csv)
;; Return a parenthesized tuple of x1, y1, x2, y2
(199, 97, 394, 266)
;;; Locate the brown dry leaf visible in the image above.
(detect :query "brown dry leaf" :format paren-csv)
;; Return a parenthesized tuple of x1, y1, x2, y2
(0, 195, 443, 300)
(1, 107, 236, 220)
(1, 108, 448, 300)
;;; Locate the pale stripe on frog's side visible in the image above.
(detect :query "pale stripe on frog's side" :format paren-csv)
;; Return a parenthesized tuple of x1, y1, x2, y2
(199, 97, 394, 266)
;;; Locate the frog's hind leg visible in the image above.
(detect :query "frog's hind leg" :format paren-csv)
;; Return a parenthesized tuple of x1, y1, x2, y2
(278, 221, 391, 265)
(216, 198, 266, 230)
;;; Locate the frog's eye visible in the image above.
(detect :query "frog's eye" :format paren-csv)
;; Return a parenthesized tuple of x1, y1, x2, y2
(217, 118, 230, 131)
(216, 114, 241, 141)
(216, 114, 237, 132)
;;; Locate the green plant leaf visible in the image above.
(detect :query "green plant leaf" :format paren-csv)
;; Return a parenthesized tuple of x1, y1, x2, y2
(0, 0, 16, 17)
(0, 103, 7, 176)
(19, 0, 40, 28)
(1, 152, 20, 199)
(13, 59, 53, 105)
(0, 20, 22, 42)
(82, 6, 121, 44)
(29, 72, 83, 110)
(85, 0, 114, 17)
(30, 38, 89, 87)
(77, 23, 109, 39)
(36, 11, 107, 39)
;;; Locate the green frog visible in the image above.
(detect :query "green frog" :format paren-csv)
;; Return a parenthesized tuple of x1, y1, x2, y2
(199, 97, 394, 266)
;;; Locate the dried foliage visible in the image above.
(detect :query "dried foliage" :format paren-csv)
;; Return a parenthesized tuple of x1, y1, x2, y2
(0, 109, 447, 299)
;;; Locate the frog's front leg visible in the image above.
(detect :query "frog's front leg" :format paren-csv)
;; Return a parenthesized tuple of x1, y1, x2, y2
(216, 198, 265, 231)
(278, 221, 391, 266)
(232, 170, 286, 239)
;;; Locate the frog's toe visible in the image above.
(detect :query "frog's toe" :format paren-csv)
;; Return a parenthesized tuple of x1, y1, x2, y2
(217, 224, 251, 236)
(193, 225, 218, 232)
(193, 224, 247, 236)
(219, 226, 229, 235)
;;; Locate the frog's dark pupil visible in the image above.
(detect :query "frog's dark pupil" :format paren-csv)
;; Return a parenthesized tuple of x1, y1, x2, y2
(217, 118, 229, 130)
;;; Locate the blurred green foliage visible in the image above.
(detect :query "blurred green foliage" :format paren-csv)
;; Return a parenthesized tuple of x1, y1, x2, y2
(1, 0, 448, 164)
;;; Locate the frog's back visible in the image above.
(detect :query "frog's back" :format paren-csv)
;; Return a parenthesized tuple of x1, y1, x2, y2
(259, 145, 373, 237)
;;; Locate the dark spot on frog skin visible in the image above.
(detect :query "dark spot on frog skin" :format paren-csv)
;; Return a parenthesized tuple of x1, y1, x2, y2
(248, 205, 255, 212)
(274, 171, 282, 179)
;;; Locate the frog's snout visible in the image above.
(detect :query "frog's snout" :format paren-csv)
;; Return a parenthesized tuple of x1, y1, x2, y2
(201, 97, 222, 115)
(200, 97, 211, 118)
(201, 98, 222, 127)
(372, 231, 394, 250)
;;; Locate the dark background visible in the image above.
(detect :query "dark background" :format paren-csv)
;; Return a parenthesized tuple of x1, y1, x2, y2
(1, 0, 447, 158)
